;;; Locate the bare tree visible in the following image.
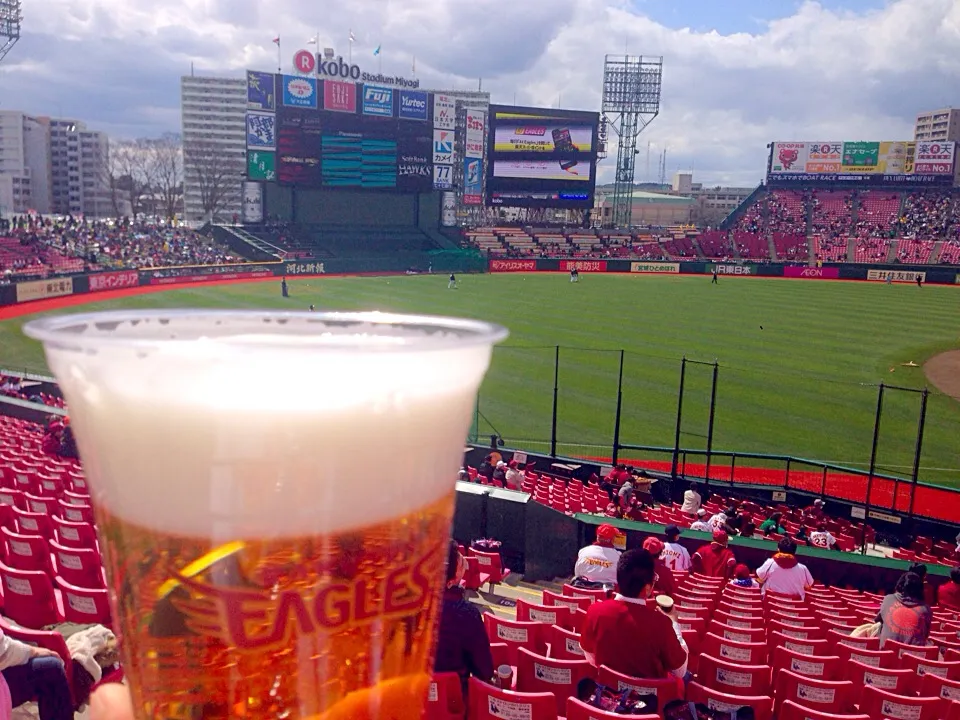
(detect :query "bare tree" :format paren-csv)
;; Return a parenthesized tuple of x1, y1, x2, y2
(183, 137, 238, 222)
(107, 139, 152, 220)
(148, 133, 183, 223)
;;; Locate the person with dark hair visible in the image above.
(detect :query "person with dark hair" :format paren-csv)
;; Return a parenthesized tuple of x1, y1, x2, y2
(758, 512, 785, 536)
(877, 572, 932, 648)
(434, 540, 494, 693)
(477, 454, 495, 481)
(809, 523, 836, 550)
(938, 567, 960, 611)
(691, 531, 737, 580)
(680, 482, 701, 516)
(58, 419, 78, 460)
(580, 549, 687, 679)
(907, 562, 937, 607)
(661, 525, 691, 572)
(756, 537, 814, 599)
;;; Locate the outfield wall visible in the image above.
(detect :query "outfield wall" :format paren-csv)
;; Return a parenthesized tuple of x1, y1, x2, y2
(488, 258, 960, 284)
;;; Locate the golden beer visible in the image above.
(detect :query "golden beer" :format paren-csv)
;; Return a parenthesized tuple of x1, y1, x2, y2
(25, 310, 506, 720)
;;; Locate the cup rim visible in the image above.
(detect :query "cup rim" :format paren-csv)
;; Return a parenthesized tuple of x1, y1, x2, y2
(23, 309, 509, 353)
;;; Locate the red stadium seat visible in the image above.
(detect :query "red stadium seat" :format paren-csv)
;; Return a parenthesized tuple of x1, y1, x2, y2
(515, 599, 575, 631)
(50, 539, 104, 588)
(425, 673, 465, 720)
(701, 632, 767, 665)
(859, 684, 940, 720)
(468, 677, 558, 720)
(884, 639, 938, 663)
(0, 560, 63, 628)
(595, 666, 683, 707)
(542, 588, 592, 614)
(549, 625, 586, 661)
(844, 661, 914, 706)
(483, 614, 548, 665)
(685, 681, 773, 720)
(55, 576, 112, 626)
(778, 700, 869, 720)
(516, 648, 594, 715)
(51, 516, 98, 550)
(1, 525, 53, 575)
(918, 673, 960, 718)
(562, 584, 608, 603)
(697, 654, 771, 696)
(12, 506, 54, 540)
(772, 646, 842, 682)
(835, 642, 895, 669)
(774, 670, 855, 716)
(468, 548, 511, 593)
(899, 652, 960, 694)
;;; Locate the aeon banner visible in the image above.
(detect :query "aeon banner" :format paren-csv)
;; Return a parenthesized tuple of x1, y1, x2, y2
(783, 266, 840, 279)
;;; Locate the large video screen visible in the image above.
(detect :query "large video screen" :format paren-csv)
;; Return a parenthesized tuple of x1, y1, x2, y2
(245, 75, 434, 193)
(486, 105, 599, 209)
(767, 140, 956, 186)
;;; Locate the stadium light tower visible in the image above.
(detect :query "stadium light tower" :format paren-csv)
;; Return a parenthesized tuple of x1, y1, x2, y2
(0, 0, 21, 64)
(601, 55, 662, 228)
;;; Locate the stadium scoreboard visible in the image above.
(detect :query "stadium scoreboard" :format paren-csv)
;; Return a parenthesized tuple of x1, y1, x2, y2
(485, 105, 600, 209)
(245, 71, 433, 193)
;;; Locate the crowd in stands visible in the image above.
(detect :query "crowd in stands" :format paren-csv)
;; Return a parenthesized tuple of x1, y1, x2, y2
(895, 191, 960, 240)
(1, 216, 240, 282)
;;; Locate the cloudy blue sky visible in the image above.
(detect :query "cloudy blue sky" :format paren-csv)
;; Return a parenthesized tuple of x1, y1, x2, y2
(2, 0, 959, 186)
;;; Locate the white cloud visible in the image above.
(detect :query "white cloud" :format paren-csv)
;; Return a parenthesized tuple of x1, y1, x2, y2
(2, 0, 958, 186)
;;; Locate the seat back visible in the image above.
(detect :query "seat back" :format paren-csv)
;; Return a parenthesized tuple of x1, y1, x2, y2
(701, 632, 767, 665)
(469, 549, 508, 584)
(515, 599, 574, 631)
(772, 646, 842, 682)
(697, 654, 771, 696)
(595, 666, 683, 707)
(919, 673, 960, 719)
(562, 584, 608, 602)
(843, 661, 913, 706)
(835, 642, 895, 669)
(50, 539, 103, 588)
(0, 559, 60, 628)
(0, 488, 27, 510)
(516, 648, 593, 715)
(51, 517, 98, 550)
(24, 492, 55, 515)
(884, 639, 938, 663)
(713, 609, 765, 629)
(900, 652, 960, 694)
(542, 589, 591, 613)
(1, 525, 52, 574)
(778, 699, 869, 720)
(859, 684, 941, 720)
(54, 576, 112, 626)
(467, 677, 558, 720)
(685, 682, 773, 720)
(565, 697, 658, 720)
(549, 625, 586, 661)
(828, 630, 879, 651)
(12, 506, 54, 539)
(773, 670, 854, 715)
(57, 500, 95, 525)
(425, 672, 465, 720)
(706, 621, 766, 644)
(769, 632, 831, 658)
(483, 614, 547, 665)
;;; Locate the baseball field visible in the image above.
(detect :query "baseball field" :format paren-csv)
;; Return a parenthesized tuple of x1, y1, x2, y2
(0, 272, 957, 489)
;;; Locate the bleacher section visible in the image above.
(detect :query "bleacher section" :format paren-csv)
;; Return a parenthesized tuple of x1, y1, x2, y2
(733, 231, 770, 260)
(697, 230, 732, 259)
(244, 223, 441, 258)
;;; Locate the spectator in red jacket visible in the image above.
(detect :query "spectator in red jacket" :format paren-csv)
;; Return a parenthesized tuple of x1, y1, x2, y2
(643, 536, 676, 598)
(580, 549, 687, 679)
(691, 531, 737, 580)
(938, 567, 960, 611)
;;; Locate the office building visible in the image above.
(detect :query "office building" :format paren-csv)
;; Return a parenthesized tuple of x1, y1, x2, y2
(914, 108, 960, 143)
(0, 110, 51, 214)
(46, 118, 109, 217)
(180, 75, 246, 224)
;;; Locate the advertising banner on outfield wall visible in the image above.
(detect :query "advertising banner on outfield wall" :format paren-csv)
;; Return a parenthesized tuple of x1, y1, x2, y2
(712, 264, 758, 276)
(16, 278, 74, 303)
(489, 259, 537, 272)
(867, 269, 926, 283)
(149, 270, 274, 286)
(769, 140, 956, 181)
(559, 260, 607, 272)
(784, 266, 841, 279)
(630, 262, 679, 273)
(88, 271, 139, 292)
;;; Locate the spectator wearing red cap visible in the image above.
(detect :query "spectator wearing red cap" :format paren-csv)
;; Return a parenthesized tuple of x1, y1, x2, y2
(580, 549, 687, 680)
(573, 524, 621, 588)
(643, 537, 676, 598)
(691, 531, 737, 580)
(504, 460, 523, 491)
(662, 525, 691, 573)
(729, 564, 759, 589)
(756, 537, 814, 599)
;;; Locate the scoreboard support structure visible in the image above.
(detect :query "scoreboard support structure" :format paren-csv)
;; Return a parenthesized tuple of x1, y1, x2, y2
(601, 55, 663, 228)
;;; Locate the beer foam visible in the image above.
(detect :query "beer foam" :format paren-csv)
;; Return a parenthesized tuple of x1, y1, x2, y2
(28, 311, 503, 538)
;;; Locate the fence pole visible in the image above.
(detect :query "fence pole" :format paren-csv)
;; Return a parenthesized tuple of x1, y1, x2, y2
(611, 350, 625, 464)
(671, 357, 687, 479)
(474, 389, 481, 444)
(908, 389, 929, 521)
(704, 361, 719, 484)
(864, 383, 885, 554)
(550, 345, 559, 458)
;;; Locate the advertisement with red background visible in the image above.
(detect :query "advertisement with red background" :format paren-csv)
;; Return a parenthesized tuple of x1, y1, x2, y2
(489, 259, 537, 272)
(322, 80, 357, 113)
(560, 260, 607, 272)
(783, 266, 841, 279)
(88, 270, 139, 292)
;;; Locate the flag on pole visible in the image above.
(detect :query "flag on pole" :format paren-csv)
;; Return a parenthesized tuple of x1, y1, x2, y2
(349, 30, 356, 43)
(308, 35, 319, 45)
(412, 55, 416, 73)
(373, 45, 381, 56)
(272, 36, 280, 45)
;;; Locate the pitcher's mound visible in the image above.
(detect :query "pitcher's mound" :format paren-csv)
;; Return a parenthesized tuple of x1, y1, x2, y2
(925, 350, 960, 401)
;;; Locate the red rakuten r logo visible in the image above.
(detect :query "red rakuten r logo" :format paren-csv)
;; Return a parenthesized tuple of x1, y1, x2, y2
(294, 50, 316, 74)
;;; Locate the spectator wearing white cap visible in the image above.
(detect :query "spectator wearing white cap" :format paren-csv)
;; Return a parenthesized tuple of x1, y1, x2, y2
(689, 509, 712, 533)
(492, 461, 508, 485)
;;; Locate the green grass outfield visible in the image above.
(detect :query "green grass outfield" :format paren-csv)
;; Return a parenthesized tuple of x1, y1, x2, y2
(1, 273, 958, 487)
